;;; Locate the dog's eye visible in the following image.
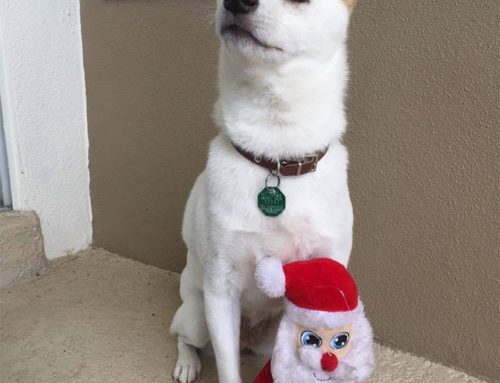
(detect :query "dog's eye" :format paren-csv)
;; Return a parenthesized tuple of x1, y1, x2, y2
(300, 331, 322, 348)
(331, 332, 350, 350)
(288, 0, 310, 3)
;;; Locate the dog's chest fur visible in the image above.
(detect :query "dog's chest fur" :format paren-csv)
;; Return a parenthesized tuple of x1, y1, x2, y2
(199, 134, 353, 325)
(184, 39, 353, 332)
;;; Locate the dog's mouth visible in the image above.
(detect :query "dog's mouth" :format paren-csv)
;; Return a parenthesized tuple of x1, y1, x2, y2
(313, 373, 332, 382)
(220, 24, 282, 52)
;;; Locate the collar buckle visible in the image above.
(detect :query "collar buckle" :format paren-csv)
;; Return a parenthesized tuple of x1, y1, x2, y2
(305, 154, 320, 173)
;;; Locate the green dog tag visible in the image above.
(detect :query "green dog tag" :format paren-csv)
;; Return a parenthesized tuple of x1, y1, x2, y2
(258, 187, 286, 217)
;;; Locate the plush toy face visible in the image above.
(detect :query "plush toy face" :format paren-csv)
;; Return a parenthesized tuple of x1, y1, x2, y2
(254, 258, 375, 383)
(296, 325, 353, 360)
(270, 311, 374, 383)
(295, 325, 353, 380)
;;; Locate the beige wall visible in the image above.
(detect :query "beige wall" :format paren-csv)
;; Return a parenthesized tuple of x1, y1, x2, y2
(81, 0, 218, 270)
(81, 0, 499, 380)
(346, 1, 499, 380)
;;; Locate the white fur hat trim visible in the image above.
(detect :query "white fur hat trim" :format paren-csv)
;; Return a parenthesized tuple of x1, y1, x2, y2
(285, 300, 365, 329)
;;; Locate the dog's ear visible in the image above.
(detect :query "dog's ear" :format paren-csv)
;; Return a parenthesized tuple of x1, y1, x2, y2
(343, 0, 357, 9)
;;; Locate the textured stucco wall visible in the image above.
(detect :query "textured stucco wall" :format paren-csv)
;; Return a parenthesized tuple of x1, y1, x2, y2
(81, 0, 499, 379)
(346, 0, 499, 380)
(0, 0, 92, 259)
(80, 0, 218, 270)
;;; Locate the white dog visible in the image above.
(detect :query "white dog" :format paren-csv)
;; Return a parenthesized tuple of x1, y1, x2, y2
(170, 1, 357, 382)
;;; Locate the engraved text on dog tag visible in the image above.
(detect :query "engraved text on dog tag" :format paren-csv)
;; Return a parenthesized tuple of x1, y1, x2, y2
(258, 187, 286, 217)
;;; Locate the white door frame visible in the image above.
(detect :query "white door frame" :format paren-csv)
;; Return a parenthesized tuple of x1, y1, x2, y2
(0, 22, 18, 210)
(0, 0, 92, 259)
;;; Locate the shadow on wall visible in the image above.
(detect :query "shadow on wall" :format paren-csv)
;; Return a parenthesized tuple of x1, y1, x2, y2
(81, 0, 219, 271)
(1, 97, 13, 208)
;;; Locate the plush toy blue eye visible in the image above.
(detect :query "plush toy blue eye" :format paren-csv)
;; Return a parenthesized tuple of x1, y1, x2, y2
(331, 332, 350, 350)
(300, 331, 322, 348)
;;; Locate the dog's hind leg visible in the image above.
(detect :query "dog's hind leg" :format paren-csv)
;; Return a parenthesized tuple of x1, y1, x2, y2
(243, 314, 281, 357)
(170, 257, 209, 383)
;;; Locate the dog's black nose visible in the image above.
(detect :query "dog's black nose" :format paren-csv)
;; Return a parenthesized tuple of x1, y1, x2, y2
(224, 0, 258, 15)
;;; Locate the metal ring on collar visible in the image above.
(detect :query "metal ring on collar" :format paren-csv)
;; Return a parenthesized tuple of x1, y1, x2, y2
(265, 172, 281, 188)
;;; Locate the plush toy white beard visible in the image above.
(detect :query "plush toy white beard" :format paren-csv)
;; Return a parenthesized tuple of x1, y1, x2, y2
(270, 306, 375, 383)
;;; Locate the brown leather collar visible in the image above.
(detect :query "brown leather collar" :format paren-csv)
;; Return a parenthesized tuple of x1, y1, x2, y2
(232, 142, 328, 176)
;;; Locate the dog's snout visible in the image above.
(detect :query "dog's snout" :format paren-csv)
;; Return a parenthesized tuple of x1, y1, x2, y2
(223, 0, 258, 15)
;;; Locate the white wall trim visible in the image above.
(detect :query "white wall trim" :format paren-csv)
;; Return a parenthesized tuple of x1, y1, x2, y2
(0, 0, 92, 259)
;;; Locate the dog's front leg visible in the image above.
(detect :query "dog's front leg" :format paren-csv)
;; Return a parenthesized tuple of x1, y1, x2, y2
(204, 278, 242, 383)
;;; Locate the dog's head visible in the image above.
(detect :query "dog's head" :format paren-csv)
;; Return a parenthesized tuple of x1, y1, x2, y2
(216, 0, 356, 62)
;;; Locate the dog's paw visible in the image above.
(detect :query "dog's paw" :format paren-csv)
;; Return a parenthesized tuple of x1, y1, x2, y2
(172, 343, 202, 383)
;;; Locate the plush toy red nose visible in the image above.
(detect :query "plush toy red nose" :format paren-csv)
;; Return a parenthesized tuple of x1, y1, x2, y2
(321, 352, 338, 372)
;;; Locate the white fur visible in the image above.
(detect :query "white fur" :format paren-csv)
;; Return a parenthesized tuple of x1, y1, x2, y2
(170, 1, 355, 382)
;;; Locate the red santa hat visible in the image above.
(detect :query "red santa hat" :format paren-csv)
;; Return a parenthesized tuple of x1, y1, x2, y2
(255, 258, 361, 328)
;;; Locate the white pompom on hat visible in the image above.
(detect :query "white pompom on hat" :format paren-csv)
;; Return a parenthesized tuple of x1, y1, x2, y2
(255, 257, 286, 298)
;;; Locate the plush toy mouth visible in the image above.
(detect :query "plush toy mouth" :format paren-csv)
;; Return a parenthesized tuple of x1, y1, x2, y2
(313, 373, 332, 382)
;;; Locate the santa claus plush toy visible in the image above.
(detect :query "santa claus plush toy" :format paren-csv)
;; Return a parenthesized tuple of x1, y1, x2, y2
(253, 258, 375, 383)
